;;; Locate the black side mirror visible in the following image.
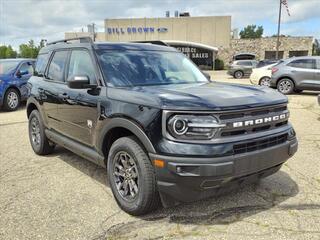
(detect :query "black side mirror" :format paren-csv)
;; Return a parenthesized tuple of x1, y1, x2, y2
(67, 75, 91, 89)
(202, 71, 211, 80)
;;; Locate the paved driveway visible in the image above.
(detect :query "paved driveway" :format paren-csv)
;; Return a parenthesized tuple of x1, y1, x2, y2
(0, 72, 320, 240)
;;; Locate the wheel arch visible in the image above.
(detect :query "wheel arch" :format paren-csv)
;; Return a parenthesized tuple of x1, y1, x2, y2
(276, 76, 296, 87)
(26, 97, 42, 119)
(98, 118, 156, 165)
(5, 86, 21, 98)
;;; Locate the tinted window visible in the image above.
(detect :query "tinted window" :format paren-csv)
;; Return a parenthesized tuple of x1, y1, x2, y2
(97, 50, 208, 87)
(237, 61, 252, 66)
(19, 62, 34, 75)
(68, 50, 96, 84)
(35, 53, 49, 76)
(47, 51, 68, 82)
(288, 59, 315, 69)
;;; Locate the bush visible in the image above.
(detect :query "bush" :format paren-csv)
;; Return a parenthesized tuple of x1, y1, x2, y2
(214, 58, 224, 70)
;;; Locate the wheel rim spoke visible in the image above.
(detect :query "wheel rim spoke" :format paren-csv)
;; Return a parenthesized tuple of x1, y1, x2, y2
(113, 151, 139, 200)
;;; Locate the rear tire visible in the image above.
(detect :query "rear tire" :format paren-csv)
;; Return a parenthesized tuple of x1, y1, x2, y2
(28, 110, 55, 155)
(234, 71, 244, 79)
(259, 77, 271, 87)
(107, 136, 160, 215)
(3, 88, 20, 111)
(277, 78, 294, 94)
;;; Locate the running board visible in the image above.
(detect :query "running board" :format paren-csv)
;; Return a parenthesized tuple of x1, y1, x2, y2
(45, 129, 106, 168)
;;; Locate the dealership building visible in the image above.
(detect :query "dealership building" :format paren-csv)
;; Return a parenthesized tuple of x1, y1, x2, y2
(65, 15, 317, 70)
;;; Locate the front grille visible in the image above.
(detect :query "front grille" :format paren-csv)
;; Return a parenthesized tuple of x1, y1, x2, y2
(233, 134, 288, 154)
(217, 104, 289, 138)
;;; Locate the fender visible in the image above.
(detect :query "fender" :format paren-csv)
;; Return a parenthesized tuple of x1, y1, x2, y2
(26, 97, 48, 128)
(97, 117, 156, 155)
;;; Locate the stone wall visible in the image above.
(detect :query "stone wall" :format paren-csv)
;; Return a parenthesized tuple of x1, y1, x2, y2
(217, 36, 314, 66)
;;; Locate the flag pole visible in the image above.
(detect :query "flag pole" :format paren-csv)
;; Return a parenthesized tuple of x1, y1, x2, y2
(276, 0, 282, 60)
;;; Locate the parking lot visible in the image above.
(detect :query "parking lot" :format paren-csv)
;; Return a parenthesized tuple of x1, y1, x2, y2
(0, 71, 319, 240)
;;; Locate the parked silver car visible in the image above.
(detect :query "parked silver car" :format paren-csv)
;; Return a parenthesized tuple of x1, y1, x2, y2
(270, 56, 320, 94)
(227, 60, 258, 79)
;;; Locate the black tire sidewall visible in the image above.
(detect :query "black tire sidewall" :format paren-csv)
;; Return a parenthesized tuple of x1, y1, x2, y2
(4, 88, 20, 111)
(107, 137, 156, 215)
(28, 110, 47, 154)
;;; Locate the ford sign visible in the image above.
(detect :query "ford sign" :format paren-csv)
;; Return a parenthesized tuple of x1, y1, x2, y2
(157, 27, 168, 33)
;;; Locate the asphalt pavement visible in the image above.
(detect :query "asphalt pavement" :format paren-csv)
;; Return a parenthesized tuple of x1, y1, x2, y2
(0, 71, 319, 240)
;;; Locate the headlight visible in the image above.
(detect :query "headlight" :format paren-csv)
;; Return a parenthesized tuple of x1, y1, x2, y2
(167, 114, 225, 140)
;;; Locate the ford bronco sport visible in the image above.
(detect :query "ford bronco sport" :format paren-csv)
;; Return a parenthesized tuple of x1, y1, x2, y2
(27, 37, 298, 215)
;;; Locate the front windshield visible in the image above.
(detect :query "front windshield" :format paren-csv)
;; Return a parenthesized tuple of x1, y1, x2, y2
(0, 60, 20, 74)
(97, 50, 209, 87)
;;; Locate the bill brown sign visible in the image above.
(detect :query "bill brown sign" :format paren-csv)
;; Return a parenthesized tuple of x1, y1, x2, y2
(107, 27, 168, 34)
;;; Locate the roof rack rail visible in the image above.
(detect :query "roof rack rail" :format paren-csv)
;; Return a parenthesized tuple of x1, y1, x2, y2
(47, 37, 93, 46)
(132, 40, 169, 46)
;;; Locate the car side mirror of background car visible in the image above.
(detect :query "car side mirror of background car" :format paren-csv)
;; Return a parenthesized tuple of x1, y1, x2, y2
(16, 70, 29, 78)
(67, 75, 93, 89)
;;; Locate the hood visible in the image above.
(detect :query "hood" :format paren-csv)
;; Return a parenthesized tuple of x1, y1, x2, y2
(0, 73, 11, 83)
(107, 82, 288, 111)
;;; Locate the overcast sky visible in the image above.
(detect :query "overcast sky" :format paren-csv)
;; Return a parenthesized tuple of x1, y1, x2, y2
(1, 0, 319, 50)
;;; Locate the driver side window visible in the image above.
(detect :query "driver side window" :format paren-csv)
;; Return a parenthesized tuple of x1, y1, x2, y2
(68, 50, 97, 84)
(19, 62, 34, 75)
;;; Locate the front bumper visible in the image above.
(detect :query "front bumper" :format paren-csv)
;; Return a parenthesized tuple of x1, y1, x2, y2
(150, 136, 297, 206)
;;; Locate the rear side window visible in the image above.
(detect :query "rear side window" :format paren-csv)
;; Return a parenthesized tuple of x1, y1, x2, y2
(237, 61, 252, 66)
(35, 53, 49, 76)
(47, 51, 69, 82)
(288, 59, 315, 69)
(68, 50, 96, 84)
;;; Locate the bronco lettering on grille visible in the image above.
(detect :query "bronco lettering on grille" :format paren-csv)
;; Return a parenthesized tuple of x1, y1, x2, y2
(232, 113, 288, 128)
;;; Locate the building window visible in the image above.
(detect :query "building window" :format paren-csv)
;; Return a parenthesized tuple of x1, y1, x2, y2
(289, 51, 308, 57)
(264, 51, 284, 60)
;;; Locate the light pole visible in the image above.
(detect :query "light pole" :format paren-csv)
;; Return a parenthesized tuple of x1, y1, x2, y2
(276, 0, 282, 60)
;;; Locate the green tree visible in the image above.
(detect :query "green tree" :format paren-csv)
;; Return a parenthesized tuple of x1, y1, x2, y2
(0, 45, 18, 59)
(19, 40, 40, 58)
(239, 25, 264, 39)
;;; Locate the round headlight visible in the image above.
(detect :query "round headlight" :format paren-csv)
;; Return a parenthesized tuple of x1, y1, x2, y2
(173, 118, 188, 135)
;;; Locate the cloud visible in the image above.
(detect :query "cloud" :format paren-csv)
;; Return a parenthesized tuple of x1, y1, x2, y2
(0, 0, 319, 50)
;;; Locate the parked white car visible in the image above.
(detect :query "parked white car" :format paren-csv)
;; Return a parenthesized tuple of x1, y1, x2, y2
(250, 63, 277, 86)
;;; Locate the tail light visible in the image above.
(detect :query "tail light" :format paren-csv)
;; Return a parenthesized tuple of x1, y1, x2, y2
(271, 67, 278, 74)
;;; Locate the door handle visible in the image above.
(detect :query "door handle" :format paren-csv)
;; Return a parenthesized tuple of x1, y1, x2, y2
(291, 70, 297, 73)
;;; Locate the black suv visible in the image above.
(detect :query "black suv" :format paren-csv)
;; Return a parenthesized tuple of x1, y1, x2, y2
(27, 38, 298, 215)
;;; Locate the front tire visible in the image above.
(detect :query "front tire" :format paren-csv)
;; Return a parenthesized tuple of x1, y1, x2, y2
(277, 78, 294, 94)
(3, 88, 20, 111)
(234, 70, 244, 79)
(28, 110, 55, 155)
(107, 136, 160, 215)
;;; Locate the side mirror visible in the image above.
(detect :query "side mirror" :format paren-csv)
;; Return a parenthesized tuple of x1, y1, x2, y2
(67, 75, 91, 89)
(202, 71, 211, 80)
(16, 70, 29, 78)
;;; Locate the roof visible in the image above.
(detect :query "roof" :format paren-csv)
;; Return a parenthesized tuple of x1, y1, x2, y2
(163, 40, 218, 52)
(40, 40, 178, 54)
